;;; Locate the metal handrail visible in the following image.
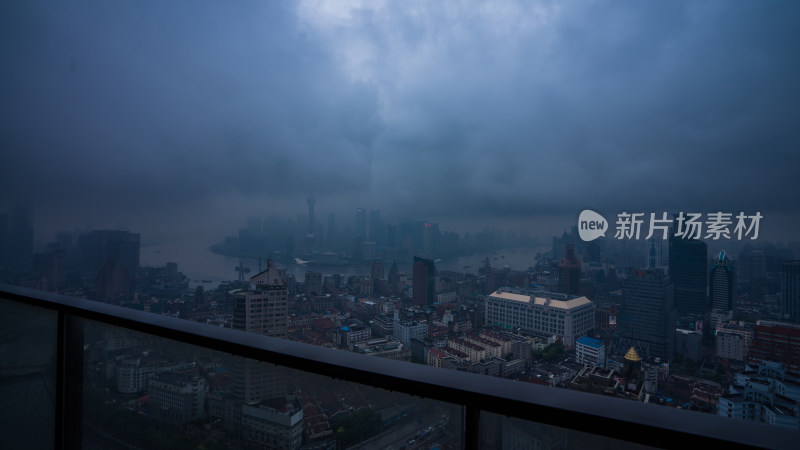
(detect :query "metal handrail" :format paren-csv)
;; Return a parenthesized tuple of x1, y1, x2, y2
(2, 284, 796, 449)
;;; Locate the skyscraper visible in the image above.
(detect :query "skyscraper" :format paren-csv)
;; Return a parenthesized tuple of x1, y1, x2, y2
(648, 240, 658, 269)
(368, 209, 383, 246)
(618, 269, 676, 361)
(370, 261, 384, 293)
(306, 196, 315, 234)
(305, 196, 316, 252)
(558, 244, 581, 295)
(304, 271, 322, 297)
(709, 250, 736, 312)
(326, 213, 336, 250)
(32, 249, 66, 292)
(388, 260, 400, 296)
(780, 261, 800, 323)
(233, 259, 288, 404)
(386, 223, 398, 248)
(0, 205, 33, 268)
(668, 236, 708, 318)
(749, 250, 766, 301)
(354, 208, 367, 259)
(355, 208, 367, 243)
(422, 222, 439, 257)
(413, 256, 436, 307)
(79, 230, 140, 299)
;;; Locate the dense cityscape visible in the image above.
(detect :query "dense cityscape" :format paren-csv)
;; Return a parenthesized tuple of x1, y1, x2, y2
(3, 1, 799, 448)
(2, 201, 800, 448)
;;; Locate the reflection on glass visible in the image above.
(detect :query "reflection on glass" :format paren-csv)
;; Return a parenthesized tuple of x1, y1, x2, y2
(81, 320, 462, 449)
(480, 411, 657, 450)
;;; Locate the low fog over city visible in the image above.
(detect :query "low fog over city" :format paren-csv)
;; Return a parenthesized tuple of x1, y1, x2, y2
(2, 0, 799, 245)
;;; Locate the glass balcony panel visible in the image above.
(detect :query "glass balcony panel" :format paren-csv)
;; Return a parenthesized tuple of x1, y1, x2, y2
(80, 319, 463, 449)
(0, 298, 58, 450)
(479, 411, 658, 450)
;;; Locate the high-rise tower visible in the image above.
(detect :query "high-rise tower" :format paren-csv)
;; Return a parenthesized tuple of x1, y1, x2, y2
(306, 196, 315, 234)
(355, 208, 367, 242)
(233, 259, 288, 405)
(79, 230, 140, 301)
(354, 208, 367, 259)
(558, 244, 581, 295)
(648, 240, 658, 269)
(413, 256, 436, 306)
(305, 196, 316, 253)
(780, 261, 800, 323)
(618, 269, 676, 361)
(710, 251, 736, 312)
(669, 236, 708, 318)
(326, 213, 336, 250)
(369, 209, 383, 246)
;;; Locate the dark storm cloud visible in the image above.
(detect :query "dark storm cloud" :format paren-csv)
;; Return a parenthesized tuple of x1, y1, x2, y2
(345, 0, 800, 219)
(2, 0, 799, 240)
(1, 1, 381, 219)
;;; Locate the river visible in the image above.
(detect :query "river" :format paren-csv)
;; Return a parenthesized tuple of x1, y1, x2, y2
(141, 239, 548, 290)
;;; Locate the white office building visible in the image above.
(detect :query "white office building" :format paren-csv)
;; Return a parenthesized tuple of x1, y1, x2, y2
(485, 288, 595, 349)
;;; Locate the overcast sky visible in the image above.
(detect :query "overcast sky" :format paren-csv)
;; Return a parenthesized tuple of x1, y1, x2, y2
(2, 0, 799, 244)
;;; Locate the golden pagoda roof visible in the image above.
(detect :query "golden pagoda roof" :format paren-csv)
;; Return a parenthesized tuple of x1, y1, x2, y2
(624, 346, 642, 362)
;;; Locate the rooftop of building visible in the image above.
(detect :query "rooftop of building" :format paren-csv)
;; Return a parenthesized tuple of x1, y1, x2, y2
(249, 395, 302, 416)
(577, 365, 615, 379)
(428, 348, 449, 358)
(755, 320, 800, 330)
(443, 347, 470, 359)
(248, 259, 286, 287)
(467, 335, 501, 347)
(676, 328, 702, 335)
(453, 339, 486, 351)
(489, 289, 592, 310)
(717, 322, 754, 332)
(480, 330, 513, 342)
(576, 336, 604, 348)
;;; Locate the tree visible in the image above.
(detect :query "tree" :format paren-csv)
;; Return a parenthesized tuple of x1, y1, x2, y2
(334, 408, 381, 448)
(533, 343, 566, 362)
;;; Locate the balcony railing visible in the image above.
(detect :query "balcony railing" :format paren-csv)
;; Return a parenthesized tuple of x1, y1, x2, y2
(1, 284, 797, 449)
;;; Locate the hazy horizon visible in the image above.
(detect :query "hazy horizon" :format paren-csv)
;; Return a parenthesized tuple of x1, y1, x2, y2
(3, 1, 799, 247)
